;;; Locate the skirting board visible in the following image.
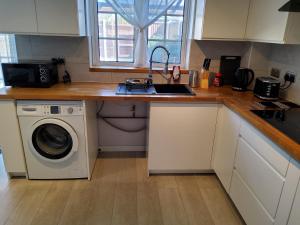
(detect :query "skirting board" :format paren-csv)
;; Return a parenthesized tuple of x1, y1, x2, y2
(99, 145, 146, 152)
(149, 169, 214, 174)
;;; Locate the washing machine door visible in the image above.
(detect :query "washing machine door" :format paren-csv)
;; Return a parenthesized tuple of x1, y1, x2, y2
(29, 118, 79, 163)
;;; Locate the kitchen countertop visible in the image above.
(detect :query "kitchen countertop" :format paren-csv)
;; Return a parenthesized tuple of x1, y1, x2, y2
(0, 82, 299, 162)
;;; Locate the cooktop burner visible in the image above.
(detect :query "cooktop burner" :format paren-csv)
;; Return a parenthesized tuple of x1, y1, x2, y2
(251, 108, 300, 144)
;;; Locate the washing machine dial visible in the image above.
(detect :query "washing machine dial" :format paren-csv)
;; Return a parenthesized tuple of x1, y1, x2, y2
(67, 107, 74, 114)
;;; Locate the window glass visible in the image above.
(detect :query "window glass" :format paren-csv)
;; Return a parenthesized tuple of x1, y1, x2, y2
(97, 0, 135, 62)
(0, 34, 17, 86)
(148, 17, 165, 40)
(98, 13, 116, 38)
(147, 0, 185, 64)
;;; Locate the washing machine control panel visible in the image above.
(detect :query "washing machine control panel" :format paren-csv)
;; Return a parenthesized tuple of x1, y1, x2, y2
(17, 102, 84, 116)
(44, 105, 83, 116)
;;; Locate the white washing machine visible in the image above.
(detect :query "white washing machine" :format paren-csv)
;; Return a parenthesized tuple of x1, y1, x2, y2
(17, 101, 98, 180)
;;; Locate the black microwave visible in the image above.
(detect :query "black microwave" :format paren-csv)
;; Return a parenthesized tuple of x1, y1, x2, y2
(1, 61, 58, 88)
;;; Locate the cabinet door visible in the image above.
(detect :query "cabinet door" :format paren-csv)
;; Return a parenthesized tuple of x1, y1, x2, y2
(0, 0, 37, 33)
(230, 170, 274, 225)
(148, 103, 218, 173)
(245, 0, 289, 43)
(35, 0, 85, 35)
(288, 180, 300, 225)
(0, 101, 26, 174)
(199, 0, 250, 39)
(275, 160, 300, 225)
(235, 137, 285, 217)
(212, 105, 240, 193)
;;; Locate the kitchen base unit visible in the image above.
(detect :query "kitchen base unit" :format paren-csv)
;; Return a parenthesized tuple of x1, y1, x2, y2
(0, 100, 26, 177)
(213, 105, 300, 225)
(147, 102, 218, 174)
(212, 105, 241, 193)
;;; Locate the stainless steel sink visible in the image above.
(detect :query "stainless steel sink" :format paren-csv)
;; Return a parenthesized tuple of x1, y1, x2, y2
(116, 83, 195, 96)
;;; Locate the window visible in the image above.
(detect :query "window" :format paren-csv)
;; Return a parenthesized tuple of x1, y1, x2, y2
(92, 0, 188, 67)
(0, 34, 17, 85)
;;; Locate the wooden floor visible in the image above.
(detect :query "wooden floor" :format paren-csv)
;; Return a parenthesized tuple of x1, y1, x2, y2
(0, 153, 244, 225)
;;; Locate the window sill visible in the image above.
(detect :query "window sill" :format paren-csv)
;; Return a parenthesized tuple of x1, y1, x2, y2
(89, 66, 189, 74)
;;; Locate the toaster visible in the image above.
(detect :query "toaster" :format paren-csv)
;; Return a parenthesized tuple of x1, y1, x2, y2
(254, 77, 281, 100)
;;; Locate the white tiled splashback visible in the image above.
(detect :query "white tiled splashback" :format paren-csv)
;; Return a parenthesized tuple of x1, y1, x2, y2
(268, 44, 300, 104)
(15, 36, 252, 84)
(244, 42, 300, 104)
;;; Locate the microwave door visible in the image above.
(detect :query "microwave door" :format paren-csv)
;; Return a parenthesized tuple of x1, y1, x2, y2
(5, 68, 34, 86)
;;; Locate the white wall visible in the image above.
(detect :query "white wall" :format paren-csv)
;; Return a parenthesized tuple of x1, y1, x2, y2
(97, 101, 148, 151)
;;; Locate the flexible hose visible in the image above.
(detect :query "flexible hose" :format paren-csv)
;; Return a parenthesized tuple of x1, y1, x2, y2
(96, 101, 146, 133)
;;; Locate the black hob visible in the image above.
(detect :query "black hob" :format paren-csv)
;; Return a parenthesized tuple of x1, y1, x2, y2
(251, 108, 300, 144)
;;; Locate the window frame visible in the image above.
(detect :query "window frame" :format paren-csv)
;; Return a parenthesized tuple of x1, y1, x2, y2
(88, 0, 191, 69)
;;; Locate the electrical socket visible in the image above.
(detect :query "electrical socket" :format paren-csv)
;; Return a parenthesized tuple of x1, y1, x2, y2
(270, 68, 281, 78)
(284, 72, 296, 83)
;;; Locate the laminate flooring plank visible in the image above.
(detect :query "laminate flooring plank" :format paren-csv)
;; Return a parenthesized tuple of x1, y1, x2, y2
(196, 175, 244, 225)
(111, 158, 138, 225)
(158, 187, 189, 225)
(0, 179, 29, 225)
(85, 158, 121, 225)
(29, 180, 74, 225)
(58, 180, 96, 225)
(175, 176, 215, 225)
(136, 158, 163, 225)
(5, 180, 53, 225)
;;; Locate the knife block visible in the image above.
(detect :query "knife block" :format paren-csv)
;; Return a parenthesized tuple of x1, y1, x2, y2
(201, 78, 209, 89)
(200, 70, 210, 89)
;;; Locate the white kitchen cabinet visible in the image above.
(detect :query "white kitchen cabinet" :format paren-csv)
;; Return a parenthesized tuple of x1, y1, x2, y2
(148, 103, 218, 173)
(235, 137, 285, 217)
(0, 0, 37, 33)
(288, 170, 300, 225)
(240, 120, 290, 176)
(212, 105, 241, 193)
(246, 0, 300, 44)
(275, 160, 300, 225)
(0, 0, 86, 36)
(230, 170, 274, 225)
(228, 118, 300, 225)
(35, 0, 86, 36)
(192, 0, 250, 40)
(0, 101, 26, 176)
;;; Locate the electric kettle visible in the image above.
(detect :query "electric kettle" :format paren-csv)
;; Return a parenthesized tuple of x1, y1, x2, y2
(232, 68, 254, 91)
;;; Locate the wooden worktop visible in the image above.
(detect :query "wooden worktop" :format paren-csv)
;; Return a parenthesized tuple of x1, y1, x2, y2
(0, 82, 299, 162)
(0, 82, 231, 101)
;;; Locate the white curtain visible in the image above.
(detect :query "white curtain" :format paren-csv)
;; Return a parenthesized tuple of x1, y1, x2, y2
(107, 0, 181, 67)
(0, 34, 17, 86)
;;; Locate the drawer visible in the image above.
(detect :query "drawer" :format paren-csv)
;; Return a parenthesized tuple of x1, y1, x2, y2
(240, 120, 290, 176)
(235, 137, 285, 217)
(230, 170, 274, 225)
